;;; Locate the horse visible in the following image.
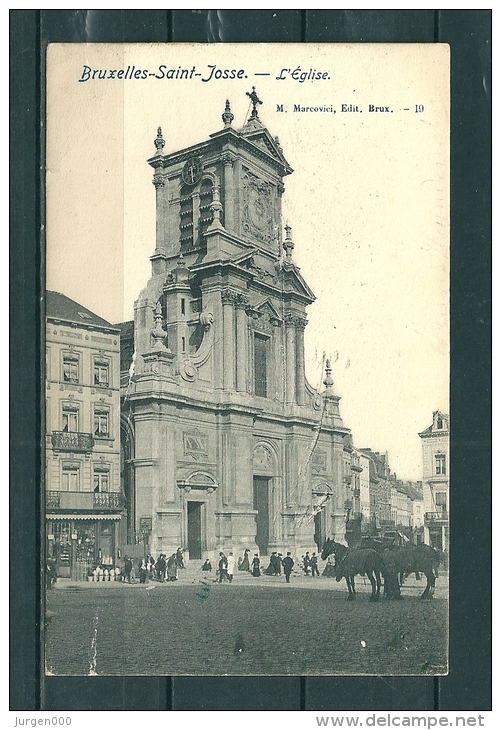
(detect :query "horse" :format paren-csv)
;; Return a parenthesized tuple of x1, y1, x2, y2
(321, 539, 381, 602)
(380, 545, 439, 600)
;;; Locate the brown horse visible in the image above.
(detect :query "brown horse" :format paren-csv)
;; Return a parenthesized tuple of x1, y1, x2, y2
(381, 545, 439, 599)
(321, 539, 381, 602)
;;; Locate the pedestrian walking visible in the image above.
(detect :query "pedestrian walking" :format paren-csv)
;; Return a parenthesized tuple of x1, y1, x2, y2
(156, 554, 166, 582)
(276, 553, 283, 575)
(303, 552, 311, 576)
(218, 552, 228, 583)
(201, 558, 212, 572)
(176, 547, 185, 569)
(238, 548, 251, 571)
(124, 556, 133, 583)
(251, 553, 261, 577)
(146, 554, 155, 579)
(310, 552, 320, 577)
(139, 558, 148, 584)
(270, 552, 281, 575)
(264, 552, 276, 575)
(167, 553, 178, 581)
(282, 552, 294, 583)
(227, 552, 235, 583)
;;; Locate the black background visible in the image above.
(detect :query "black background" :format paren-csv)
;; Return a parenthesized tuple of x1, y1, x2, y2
(10, 9, 491, 711)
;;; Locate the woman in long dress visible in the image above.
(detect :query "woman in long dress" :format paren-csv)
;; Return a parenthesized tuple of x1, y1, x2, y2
(251, 553, 261, 577)
(167, 553, 178, 581)
(238, 548, 250, 572)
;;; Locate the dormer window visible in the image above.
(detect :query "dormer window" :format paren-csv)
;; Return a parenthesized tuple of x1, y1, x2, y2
(437, 416, 443, 429)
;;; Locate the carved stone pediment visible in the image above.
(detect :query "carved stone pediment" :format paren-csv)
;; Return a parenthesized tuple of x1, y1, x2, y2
(241, 126, 291, 170)
(277, 264, 316, 303)
(248, 298, 282, 334)
(177, 470, 218, 493)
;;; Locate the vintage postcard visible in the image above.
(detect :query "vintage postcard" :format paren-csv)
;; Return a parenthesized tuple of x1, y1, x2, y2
(44, 43, 449, 676)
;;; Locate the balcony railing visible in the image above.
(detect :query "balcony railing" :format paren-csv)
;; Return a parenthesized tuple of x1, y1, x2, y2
(94, 492, 125, 510)
(46, 491, 125, 511)
(51, 431, 94, 452)
(425, 511, 449, 522)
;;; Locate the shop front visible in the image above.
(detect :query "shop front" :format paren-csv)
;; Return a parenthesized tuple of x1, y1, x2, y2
(46, 515, 120, 581)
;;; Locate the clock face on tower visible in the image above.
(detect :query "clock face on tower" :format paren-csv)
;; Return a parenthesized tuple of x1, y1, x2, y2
(182, 157, 203, 186)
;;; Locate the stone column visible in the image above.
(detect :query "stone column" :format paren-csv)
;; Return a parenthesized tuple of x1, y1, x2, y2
(222, 289, 236, 390)
(268, 475, 283, 547)
(295, 316, 307, 405)
(151, 129, 167, 252)
(235, 294, 249, 391)
(153, 174, 167, 252)
(210, 290, 224, 390)
(221, 430, 234, 506)
(271, 319, 283, 402)
(222, 152, 235, 232)
(285, 315, 296, 404)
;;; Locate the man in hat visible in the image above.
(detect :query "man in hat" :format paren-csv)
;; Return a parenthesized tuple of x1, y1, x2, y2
(283, 552, 294, 583)
(227, 551, 235, 583)
(218, 552, 228, 583)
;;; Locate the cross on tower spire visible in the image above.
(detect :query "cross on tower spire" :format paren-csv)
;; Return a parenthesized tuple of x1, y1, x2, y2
(246, 86, 263, 120)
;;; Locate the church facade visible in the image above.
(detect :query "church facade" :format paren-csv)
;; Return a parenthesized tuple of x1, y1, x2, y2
(120, 93, 355, 560)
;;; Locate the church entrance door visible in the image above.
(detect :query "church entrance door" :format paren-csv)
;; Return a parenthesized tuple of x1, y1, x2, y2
(314, 509, 327, 552)
(187, 501, 203, 559)
(253, 476, 270, 556)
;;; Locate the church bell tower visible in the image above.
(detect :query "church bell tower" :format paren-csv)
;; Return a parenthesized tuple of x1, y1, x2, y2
(126, 91, 349, 560)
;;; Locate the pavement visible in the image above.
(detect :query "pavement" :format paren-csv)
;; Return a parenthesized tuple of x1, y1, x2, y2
(45, 571, 448, 676)
(53, 562, 449, 600)
(46, 561, 449, 676)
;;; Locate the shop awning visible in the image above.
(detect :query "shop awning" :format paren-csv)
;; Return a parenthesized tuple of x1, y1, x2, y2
(46, 514, 121, 521)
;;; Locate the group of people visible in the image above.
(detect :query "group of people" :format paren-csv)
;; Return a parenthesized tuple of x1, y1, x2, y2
(236, 548, 296, 583)
(199, 548, 297, 584)
(123, 547, 186, 584)
(301, 552, 320, 577)
(216, 551, 235, 583)
(237, 548, 264, 577)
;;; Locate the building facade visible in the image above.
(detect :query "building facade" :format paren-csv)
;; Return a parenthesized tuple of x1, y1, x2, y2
(358, 450, 372, 530)
(419, 410, 449, 553)
(360, 448, 393, 531)
(45, 292, 124, 580)
(119, 95, 352, 561)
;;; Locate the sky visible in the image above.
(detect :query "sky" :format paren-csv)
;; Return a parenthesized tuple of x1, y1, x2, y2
(46, 43, 450, 480)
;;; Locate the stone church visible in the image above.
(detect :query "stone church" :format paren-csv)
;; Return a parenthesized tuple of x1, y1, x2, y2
(119, 91, 356, 560)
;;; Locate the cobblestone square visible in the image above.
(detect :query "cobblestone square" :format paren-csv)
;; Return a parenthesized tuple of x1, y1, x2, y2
(45, 570, 448, 676)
